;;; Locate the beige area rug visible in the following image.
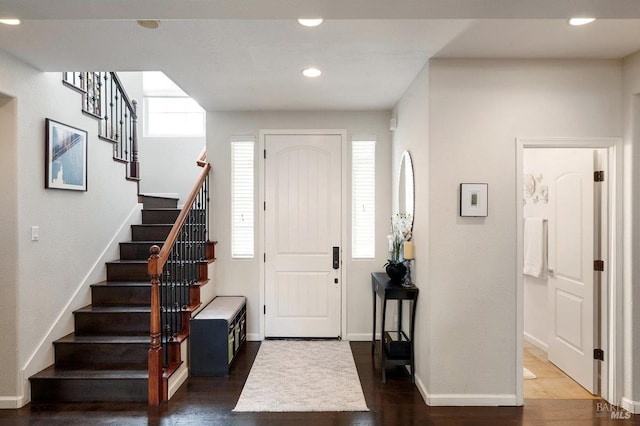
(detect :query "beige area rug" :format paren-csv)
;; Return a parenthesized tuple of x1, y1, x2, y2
(524, 367, 537, 380)
(233, 340, 369, 412)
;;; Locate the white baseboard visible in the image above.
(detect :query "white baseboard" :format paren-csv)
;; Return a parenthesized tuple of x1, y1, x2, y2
(168, 339, 189, 399)
(247, 333, 262, 342)
(427, 393, 518, 406)
(621, 397, 640, 414)
(0, 395, 26, 409)
(523, 332, 548, 352)
(406, 371, 518, 407)
(168, 365, 189, 400)
(414, 375, 428, 405)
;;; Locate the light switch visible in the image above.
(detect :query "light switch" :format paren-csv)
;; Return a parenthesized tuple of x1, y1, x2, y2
(31, 226, 39, 241)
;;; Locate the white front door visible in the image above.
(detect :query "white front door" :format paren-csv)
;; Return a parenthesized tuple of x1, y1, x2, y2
(544, 148, 604, 394)
(264, 133, 342, 338)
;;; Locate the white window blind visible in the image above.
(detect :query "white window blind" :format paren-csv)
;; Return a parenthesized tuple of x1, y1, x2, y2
(352, 140, 376, 259)
(231, 138, 255, 258)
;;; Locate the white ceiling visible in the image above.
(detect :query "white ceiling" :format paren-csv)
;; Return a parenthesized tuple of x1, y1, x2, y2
(1, 0, 640, 111)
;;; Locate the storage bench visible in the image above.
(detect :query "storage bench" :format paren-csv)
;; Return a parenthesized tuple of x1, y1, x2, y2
(189, 296, 246, 376)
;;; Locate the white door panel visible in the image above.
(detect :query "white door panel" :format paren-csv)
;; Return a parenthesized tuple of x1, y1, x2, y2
(545, 148, 598, 394)
(265, 133, 342, 338)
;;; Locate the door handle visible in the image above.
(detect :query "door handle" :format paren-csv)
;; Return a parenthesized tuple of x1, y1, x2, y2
(333, 247, 340, 269)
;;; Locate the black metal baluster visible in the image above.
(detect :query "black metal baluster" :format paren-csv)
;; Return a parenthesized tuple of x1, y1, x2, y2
(110, 76, 115, 142)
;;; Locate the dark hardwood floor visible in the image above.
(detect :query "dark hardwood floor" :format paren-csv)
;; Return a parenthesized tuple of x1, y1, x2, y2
(1, 341, 637, 425)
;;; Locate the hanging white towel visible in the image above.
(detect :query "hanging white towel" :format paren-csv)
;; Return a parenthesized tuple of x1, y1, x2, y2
(523, 217, 545, 278)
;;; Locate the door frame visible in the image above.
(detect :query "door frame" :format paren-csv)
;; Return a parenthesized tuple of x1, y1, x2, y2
(258, 129, 348, 340)
(515, 137, 623, 406)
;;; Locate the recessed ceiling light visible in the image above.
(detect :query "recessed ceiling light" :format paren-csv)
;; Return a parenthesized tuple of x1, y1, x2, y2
(568, 17, 596, 26)
(0, 19, 21, 26)
(298, 18, 323, 27)
(137, 19, 160, 29)
(302, 67, 322, 78)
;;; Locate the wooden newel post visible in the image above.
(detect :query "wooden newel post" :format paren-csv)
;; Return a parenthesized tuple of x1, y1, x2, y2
(148, 245, 163, 406)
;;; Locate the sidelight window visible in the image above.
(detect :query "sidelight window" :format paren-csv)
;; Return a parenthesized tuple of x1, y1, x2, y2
(352, 139, 376, 259)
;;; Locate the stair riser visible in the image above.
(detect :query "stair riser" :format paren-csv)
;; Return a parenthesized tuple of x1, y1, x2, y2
(91, 285, 190, 306)
(91, 285, 151, 306)
(30, 378, 147, 403)
(54, 343, 148, 369)
(119, 242, 162, 260)
(142, 209, 181, 225)
(106, 263, 148, 281)
(75, 312, 150, 335)
(142, 197, 178, 209)
(131, 225, 173, 241)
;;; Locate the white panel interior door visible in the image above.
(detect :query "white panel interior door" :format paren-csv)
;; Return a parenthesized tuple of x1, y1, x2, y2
(264, 133, 342, 338)
(546, 148, 599, 394)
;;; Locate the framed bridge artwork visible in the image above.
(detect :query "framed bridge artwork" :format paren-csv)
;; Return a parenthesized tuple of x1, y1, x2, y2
(45, 118, 87, 191)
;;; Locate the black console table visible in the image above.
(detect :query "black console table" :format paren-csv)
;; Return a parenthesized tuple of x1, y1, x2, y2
(371, 272, 419, 383)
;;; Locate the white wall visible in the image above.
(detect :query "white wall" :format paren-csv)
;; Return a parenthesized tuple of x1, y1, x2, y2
(207, 111, 392, 341)
(391, 62, 430, 398)
(0, 51, 140, 407)
(622, 51, 640, 413)
(0, 95, 19, 401)
(117, 72, 206, 204)
(393, 58, 623, 405)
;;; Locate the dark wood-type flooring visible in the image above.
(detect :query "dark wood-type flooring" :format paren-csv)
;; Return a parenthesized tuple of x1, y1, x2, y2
(1, 342, 637, 425)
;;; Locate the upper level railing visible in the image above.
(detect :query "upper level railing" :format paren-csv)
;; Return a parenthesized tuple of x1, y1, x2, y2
(147, 154, 212, 406)
(63, 72, 139, 180)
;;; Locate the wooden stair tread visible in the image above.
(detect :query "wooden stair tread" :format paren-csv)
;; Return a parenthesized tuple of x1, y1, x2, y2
(55, 333, 149, 344)
(106, 259, 148, 265)
(120, 241, 164, 244)
(74, 305, 151, 313)
(91, 280, 151, 287)
(31, 366, 148, 380)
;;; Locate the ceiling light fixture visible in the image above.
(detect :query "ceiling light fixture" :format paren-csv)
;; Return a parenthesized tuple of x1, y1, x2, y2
(302, 67, 322, 78)
(137, 19, 160, 29)
(298, 18, 323, 27)
(0, 18, 21, 26)
(568, 17, 596, 26)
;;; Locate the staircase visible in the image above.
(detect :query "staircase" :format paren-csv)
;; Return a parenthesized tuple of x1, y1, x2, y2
(30, 195, 185, 403)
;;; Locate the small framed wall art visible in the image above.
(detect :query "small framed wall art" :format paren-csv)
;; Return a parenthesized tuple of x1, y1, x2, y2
(459, 183, 488, 217)
(45, 119, 88, 191)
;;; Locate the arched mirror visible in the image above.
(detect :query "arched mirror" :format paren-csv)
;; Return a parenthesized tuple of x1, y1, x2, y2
(397, 150, 415, 237)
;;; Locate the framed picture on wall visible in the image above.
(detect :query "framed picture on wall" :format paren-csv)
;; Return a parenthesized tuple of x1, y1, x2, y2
(45, 119, 88, 191)
(460, 183, 488, 217)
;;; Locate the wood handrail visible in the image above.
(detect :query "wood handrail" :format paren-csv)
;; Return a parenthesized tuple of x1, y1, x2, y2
(148, 159, 210, 406)
(148, 163, 211, 276)
(109, 72, 137, 118)
(196, 147, 207, 167)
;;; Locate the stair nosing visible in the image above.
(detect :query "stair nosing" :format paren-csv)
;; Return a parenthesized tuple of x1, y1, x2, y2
(91, 280, 151, 286)
(74, 305, 151, 313)
(54, 333, 149, 344)
(30, 366, 148, 380)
